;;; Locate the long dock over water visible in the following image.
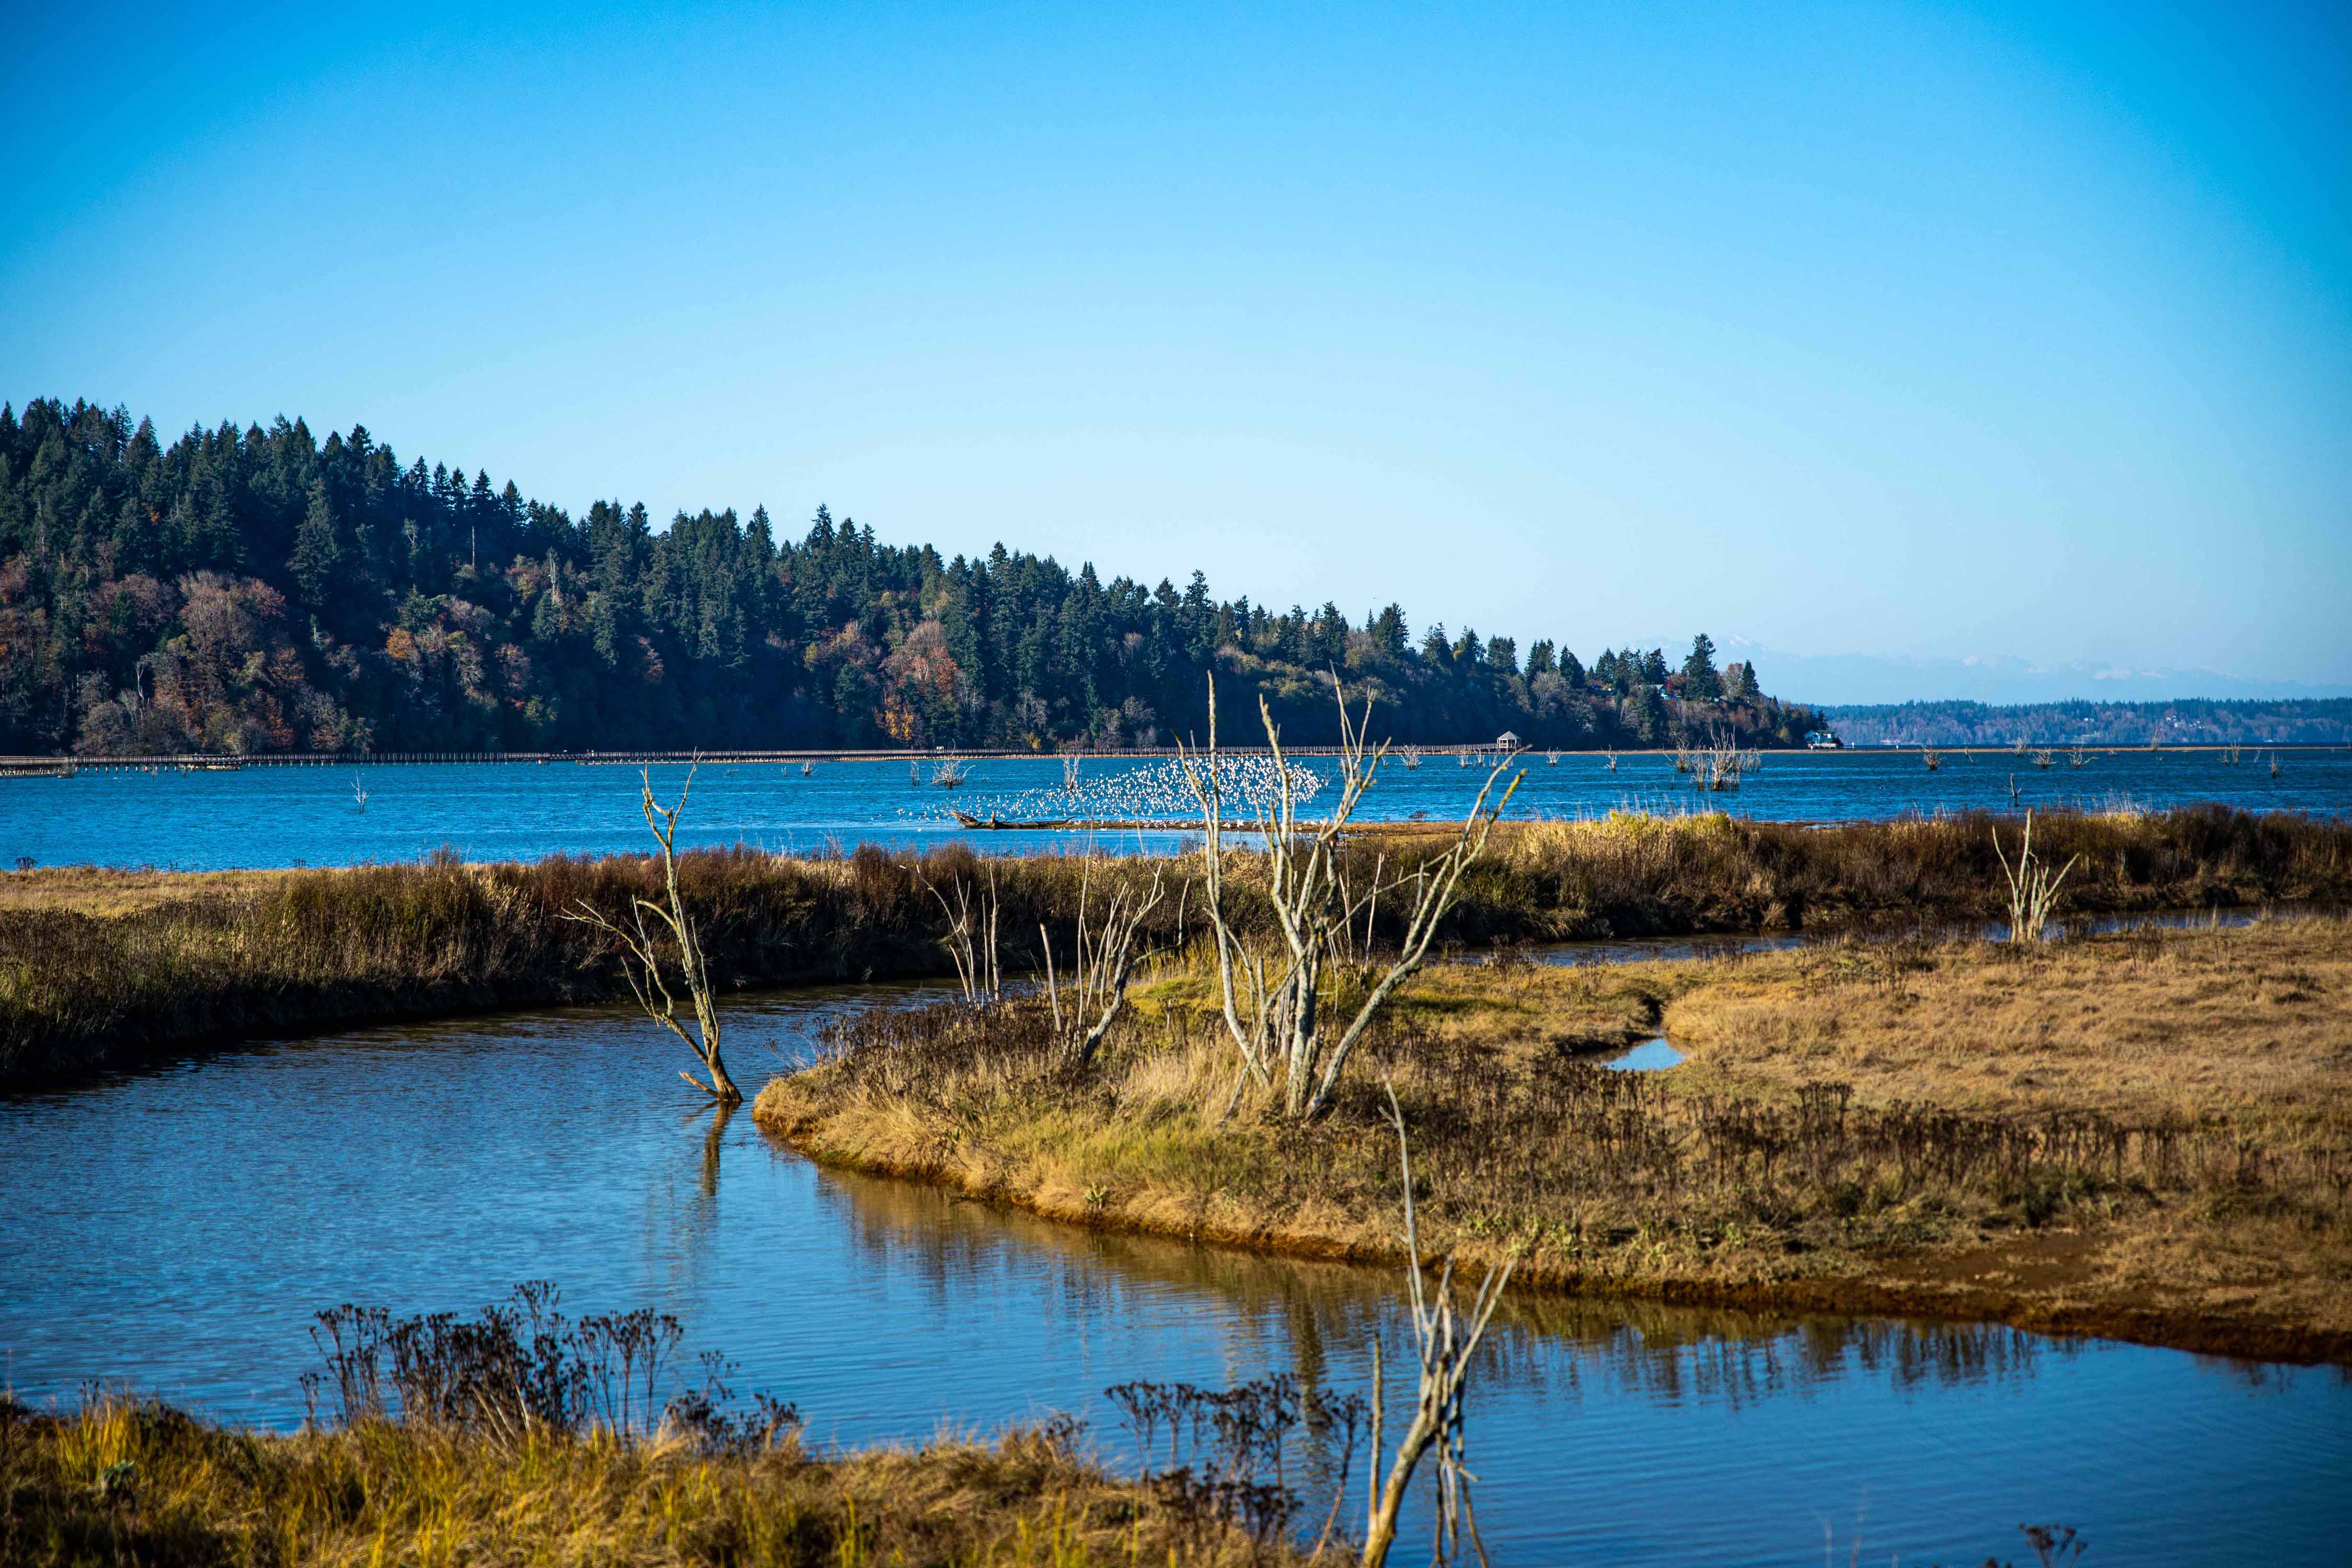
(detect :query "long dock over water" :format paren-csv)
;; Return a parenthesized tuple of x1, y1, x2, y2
(0, 744, 1491, 775)
(0, 742, 2327, 780)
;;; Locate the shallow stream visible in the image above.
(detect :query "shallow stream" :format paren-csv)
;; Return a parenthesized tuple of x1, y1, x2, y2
(4, 986, 2346, 1564)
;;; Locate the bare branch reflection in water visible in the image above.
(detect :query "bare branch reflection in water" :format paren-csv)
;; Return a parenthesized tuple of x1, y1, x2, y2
(779, 1144, 2099, 1547)
(699, 1100, 733, 1200)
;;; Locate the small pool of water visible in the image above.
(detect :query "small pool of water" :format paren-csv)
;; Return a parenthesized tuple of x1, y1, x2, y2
(4, 990, 2346, 1564)
(1605, 1038, 1687, 1072)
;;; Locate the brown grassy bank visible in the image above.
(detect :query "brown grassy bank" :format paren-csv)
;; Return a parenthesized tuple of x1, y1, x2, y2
(0, 845, 1103, 1086)
(754, 915, 2352, 1363)
(7, 805, 2348, 1087)
(0, 1396, 1291, 1567)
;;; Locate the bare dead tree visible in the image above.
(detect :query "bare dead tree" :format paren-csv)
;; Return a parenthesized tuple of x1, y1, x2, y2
(1039, 857, 1168, 1069)
(1177, 674, 1520, 1122)
(1690, 726, 1751, 791)
(1362, 1082, 1518, 1568)
(922, 864, 1004, 1003)
(1921, 746, 1942, 771)
(563, 765, 741, 1104)
(1993, 810, 2079, 946)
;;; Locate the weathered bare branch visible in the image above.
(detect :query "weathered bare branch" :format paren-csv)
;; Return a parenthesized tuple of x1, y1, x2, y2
(1993, 810, 2079, 946)
(563, 763, 741, 1103)
(1175, 672, 1520, 1121)
(1361, 1080, 1517, 1567)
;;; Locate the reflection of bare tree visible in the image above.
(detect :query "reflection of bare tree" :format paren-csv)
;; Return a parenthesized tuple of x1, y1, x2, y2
(699, 1100, 734, 1199)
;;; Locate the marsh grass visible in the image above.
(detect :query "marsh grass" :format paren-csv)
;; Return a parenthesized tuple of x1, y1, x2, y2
(759, 915, 2352, 1362)
(0, 843, 1168, 1084)
(0, 1280, 1299, 1567)
(8, 805, 2350, 1085)
(0, 1393, 1293, 1567)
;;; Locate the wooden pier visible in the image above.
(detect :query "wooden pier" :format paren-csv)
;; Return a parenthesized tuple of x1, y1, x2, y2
(0, 744, 1530, 775)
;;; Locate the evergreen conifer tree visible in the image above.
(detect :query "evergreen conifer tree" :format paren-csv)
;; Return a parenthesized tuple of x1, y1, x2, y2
(1681, 633, 1721, 700)
(289, 478, 342, 611)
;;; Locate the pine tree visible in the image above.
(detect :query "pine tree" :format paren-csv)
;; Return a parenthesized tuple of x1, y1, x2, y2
(289, 478, 342, 612)
(1681, 633, 1721, 700)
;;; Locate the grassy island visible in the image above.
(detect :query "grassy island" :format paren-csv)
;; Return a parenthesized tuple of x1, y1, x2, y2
(754, 913, 2352, 1364)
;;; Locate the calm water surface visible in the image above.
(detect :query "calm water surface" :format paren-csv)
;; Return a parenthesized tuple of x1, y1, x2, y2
(4, 989, 2345, 1565)
(5, 746, 2348, 870)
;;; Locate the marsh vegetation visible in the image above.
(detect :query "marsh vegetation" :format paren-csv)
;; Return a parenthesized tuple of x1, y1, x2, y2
(757, 913, 2352, 1362)
(7, 804, 2350, 1085)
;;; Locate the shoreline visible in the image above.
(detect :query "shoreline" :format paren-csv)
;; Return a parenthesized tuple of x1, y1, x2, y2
(754, 1120, 2352, 1367)
(8, 740, 2347, 774)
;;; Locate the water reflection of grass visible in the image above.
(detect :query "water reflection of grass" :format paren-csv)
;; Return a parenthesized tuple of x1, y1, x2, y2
(800, 1148, 2068, 1411)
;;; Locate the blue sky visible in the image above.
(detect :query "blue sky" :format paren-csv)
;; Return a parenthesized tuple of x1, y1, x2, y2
(4, 1, 2347, 695)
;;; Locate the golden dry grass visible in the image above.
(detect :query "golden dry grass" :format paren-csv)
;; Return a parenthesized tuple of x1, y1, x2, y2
(1664, 914, 2351, 1121)
(0, 1395, 1296, 1567)
(756, 916, 2352, 1362)
(0, 866, 297, 918)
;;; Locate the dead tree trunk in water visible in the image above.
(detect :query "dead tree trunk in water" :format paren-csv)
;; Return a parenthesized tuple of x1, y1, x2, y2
(564, 764, 742, 1104)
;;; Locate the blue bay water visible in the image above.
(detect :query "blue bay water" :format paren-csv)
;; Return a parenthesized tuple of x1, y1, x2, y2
(5, 746, 2348, 871)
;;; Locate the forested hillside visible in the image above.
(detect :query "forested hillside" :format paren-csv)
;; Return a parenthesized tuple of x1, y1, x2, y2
(0, 399, 1821, 755)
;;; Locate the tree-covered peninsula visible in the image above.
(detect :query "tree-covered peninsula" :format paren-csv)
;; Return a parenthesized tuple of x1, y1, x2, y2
(0, 399, 1822, 755)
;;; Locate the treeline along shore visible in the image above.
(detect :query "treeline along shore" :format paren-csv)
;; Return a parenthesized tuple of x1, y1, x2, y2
(5, 804, 2348, 1088)
(2, 397, 1819, 757)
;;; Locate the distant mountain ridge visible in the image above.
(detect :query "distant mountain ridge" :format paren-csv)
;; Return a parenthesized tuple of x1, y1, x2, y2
(1819, 697, 2352, 748)
(1711, 641, 2350, 707)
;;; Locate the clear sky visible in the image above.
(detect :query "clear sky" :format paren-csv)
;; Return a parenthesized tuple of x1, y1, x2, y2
(5, 1, 2347, 691)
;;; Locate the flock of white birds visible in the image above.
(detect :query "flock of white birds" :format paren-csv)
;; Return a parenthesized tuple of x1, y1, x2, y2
(907, 756, 1330, 823)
